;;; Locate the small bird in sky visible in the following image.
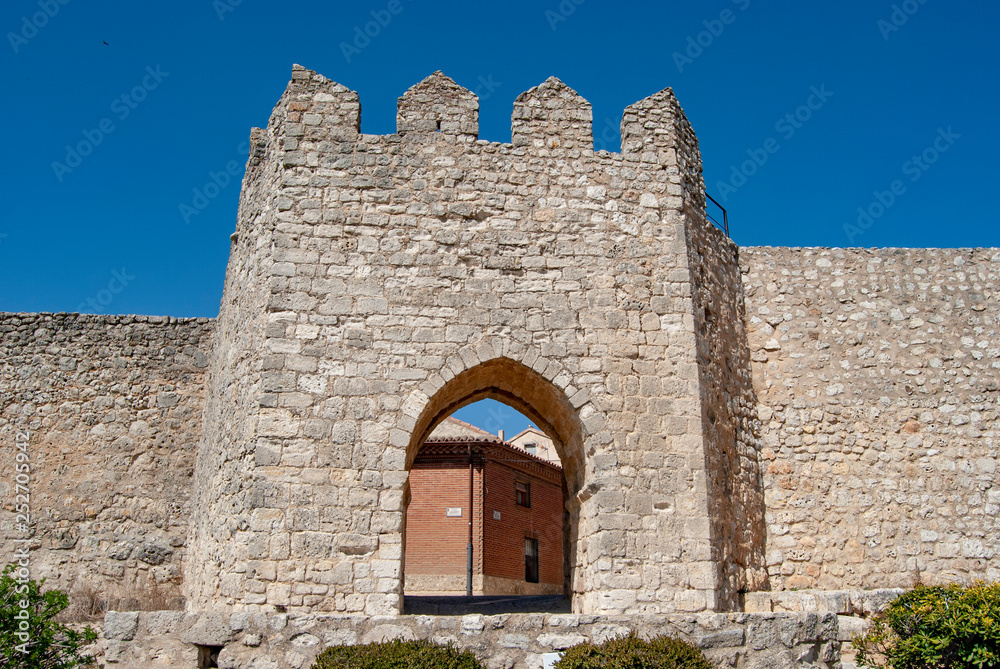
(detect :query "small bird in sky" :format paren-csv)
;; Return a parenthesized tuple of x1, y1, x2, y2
(102, 40, 109, 45)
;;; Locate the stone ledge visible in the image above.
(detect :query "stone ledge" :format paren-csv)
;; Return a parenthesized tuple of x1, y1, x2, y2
(744, 589, 904, 617)
(100, 611, 841, 669)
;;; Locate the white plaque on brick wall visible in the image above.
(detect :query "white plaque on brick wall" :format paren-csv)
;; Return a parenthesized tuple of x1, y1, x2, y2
(446, 507, 462, 517)
(493, 510, 501, 520)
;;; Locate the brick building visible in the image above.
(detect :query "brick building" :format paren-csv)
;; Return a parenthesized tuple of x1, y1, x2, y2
(404, 417, 565, 596)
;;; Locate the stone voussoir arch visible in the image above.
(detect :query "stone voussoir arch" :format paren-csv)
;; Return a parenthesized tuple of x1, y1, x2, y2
(396, 336, 604, 495)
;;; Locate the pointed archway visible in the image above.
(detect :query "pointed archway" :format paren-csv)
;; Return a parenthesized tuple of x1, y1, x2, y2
(400, 355, 591, 610)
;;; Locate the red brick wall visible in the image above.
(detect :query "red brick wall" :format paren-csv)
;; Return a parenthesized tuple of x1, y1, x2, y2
(406, 446, 564, 594)
(482, 460, 563, 588)
(405, 457, 483, 578)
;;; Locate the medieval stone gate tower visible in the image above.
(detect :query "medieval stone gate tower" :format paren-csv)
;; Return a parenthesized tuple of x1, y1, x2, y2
(185, 65, 767, 616)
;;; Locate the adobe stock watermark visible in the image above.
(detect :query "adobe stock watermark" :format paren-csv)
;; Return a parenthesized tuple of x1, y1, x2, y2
(877, 0, 929, 41)
(0, 232, 8, 246)
(340, 0, 414, 64)
(76, 267, 135, 313)
(11, 427, 32, 655)
(673, 0, 751, 73)
(843, 126, 959, 244)
(213, 0, 243, 21)
(545, 0, 586, 31)
(480, 403, 514, 437)
(472, 74, 501, 102)
(51, 65, 170, 182)
(714, 84, 833, 202)
(7, 0, 71, 54)
(180, 140, 249, 224)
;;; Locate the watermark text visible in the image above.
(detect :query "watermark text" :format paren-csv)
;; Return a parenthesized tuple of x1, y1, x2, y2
(213, 0, 243, 21)
(843, 126, 958, 243)
(7, 0, 71, 53)
(714, 84, 833, 202)
(180, 141, 249, 224)
(340, 0, 413, 63)
(11, 428, 32, 654)
(76, 267, 135, 313)
(52, 66, 169, 182)
(878, 0, 930, 40)
(546, 0, 586, 31)
(673, 0, 751, 73)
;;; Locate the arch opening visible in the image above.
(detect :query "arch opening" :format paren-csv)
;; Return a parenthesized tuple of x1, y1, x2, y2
(400, 357, 587, 613)
(406, 357, 586, 493)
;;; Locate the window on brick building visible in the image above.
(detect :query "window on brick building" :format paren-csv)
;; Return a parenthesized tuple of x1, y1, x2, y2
(515, 480, 530, 507)
(525, 537, 539, 583)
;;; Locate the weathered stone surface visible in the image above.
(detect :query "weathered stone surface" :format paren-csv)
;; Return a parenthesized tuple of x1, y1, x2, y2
(837, 615, 869, 641)
(0, 313, 212, 602)
(361, 624, 416, 644)
(744, 589, 904, 616)
(104, 611, 139, 640)
(94, 611, 840, 669)
(743, 248, 1000, 591)
(180, 612, 236, 645)
(536, 632, 586, 649)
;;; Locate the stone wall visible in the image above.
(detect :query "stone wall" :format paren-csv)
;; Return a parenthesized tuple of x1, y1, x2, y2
(186, 101, 285, 609)
(685, 217, 767, 608)
(0, 313, 212, 603)
(186, 65, 763, 616)
(99, 610, 841, 669)
(742, 247, 1000, 590)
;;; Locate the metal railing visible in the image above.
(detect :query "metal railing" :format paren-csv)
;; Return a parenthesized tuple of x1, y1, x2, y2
(706, 193, 729, 237)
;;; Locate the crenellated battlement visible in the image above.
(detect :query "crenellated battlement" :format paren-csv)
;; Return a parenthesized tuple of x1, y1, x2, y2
(397, 71, 479, 141)
(237, 64, 709, 249)
(262, 65, 698, 163)
(511, 76, 592, 151)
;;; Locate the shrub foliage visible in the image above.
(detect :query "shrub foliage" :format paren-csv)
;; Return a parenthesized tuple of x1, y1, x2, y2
(554, 631, 713, 669)
(854, 581, 1000, 669)
(311, 638, 485, 669)
(0, 564, 97, 669)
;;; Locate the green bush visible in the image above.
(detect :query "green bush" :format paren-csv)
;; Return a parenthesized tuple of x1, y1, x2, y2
(311, 638, 485, 669)
(0, 564, 97, 669)
(554, 631, 713, 669)
(854, 581, 1000, 669)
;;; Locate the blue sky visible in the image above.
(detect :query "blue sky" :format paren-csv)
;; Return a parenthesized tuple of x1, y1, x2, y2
(2, 0, 997, 325)
(451, 399, 535, 444)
